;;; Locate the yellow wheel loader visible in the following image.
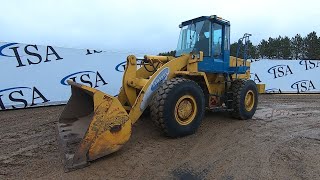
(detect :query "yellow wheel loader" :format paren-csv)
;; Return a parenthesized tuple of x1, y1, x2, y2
(57, 15, 265, 171)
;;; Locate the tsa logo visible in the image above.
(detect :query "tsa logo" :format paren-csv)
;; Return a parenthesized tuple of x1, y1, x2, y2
(291, 80, 316, 93)
(249, 59, 260, 63)
(115, 61, 126, 72)
(61, 71, 108, 88)
(115, 60, 145, 72)
(268, 65, 293, 79)
(0, 86, 49, 110)
(299, 60, 320, 70)
(0, 43, 19, 57)
(265, 88, 282, 93)
(0, 43, 63, 67)
(250, 73, 262, 83)
(86, 49, 102, 55)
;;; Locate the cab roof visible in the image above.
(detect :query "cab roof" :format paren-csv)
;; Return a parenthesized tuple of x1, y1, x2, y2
(179, 15, 230, 28)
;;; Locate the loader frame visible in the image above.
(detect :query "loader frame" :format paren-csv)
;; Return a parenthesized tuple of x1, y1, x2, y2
(57, 14, 265, 172)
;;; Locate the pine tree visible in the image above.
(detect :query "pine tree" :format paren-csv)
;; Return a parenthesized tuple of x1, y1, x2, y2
(230, 41, 258, 59)
(291, 34, 305, 60)
(279, 36, 292, 59)
(247, 41, 259, 59)
(258, 39, 268, 59)
(304, 31, 320, 59)
(230, 42, 238, 57)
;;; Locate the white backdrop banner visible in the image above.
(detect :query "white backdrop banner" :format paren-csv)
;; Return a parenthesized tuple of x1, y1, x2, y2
(250, 59, 320, 93)
(0, 42, 131, 110)
(1, 42, 319, 110)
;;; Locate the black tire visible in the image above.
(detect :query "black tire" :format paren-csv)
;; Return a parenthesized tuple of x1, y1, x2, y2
(229, 79, 258, 120)
(150, 77, 205, 137)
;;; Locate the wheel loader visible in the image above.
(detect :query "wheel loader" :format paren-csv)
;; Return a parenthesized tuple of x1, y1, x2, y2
(57, 15, 265, 171)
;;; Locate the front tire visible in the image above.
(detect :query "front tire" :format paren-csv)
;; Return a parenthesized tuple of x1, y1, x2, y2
(150, 77, 205, 137)
(229, 79, 258, 120)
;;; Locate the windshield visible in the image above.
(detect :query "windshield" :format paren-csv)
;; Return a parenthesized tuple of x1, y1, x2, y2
(176, 20, 211, 56)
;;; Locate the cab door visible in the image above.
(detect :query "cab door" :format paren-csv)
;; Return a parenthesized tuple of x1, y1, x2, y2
(211, 23, 224, 72)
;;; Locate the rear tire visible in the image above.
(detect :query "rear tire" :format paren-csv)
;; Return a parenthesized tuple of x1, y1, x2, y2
(150, 77, 205, 137)
(229, 79, 258, 120)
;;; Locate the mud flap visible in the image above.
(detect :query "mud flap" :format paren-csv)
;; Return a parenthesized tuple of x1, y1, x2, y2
(57, 81, 131, 172)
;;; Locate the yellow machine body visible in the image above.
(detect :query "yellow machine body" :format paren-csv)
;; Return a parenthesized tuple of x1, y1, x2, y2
(57, 15, 266, 171)
(57, 52, 265, 171)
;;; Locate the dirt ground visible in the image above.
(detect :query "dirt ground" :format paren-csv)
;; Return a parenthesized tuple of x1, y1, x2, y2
(0, 94, 320, 180)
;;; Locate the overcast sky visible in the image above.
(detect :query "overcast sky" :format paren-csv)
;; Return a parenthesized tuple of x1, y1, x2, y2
(1, 0, 320, 54)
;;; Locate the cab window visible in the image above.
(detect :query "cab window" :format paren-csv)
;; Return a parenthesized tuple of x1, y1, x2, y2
(224, 26, 230, 50)
(212, 23, 222, 58)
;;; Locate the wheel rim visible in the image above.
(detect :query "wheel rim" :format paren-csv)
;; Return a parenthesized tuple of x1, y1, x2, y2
(245, 90, 255, 111)
(174, 95, 197, 125)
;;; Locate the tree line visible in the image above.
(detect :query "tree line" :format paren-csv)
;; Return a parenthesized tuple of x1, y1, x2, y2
(158, 50, 176, 56)
(231, 31, 320, 60)
(159, 31, 320, 60)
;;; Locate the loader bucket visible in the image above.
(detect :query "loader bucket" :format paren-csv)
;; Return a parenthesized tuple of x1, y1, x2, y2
(57, 81, 131, 172)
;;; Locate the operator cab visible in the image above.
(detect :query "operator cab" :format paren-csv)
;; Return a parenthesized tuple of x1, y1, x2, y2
(176, 15, 232, 73)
